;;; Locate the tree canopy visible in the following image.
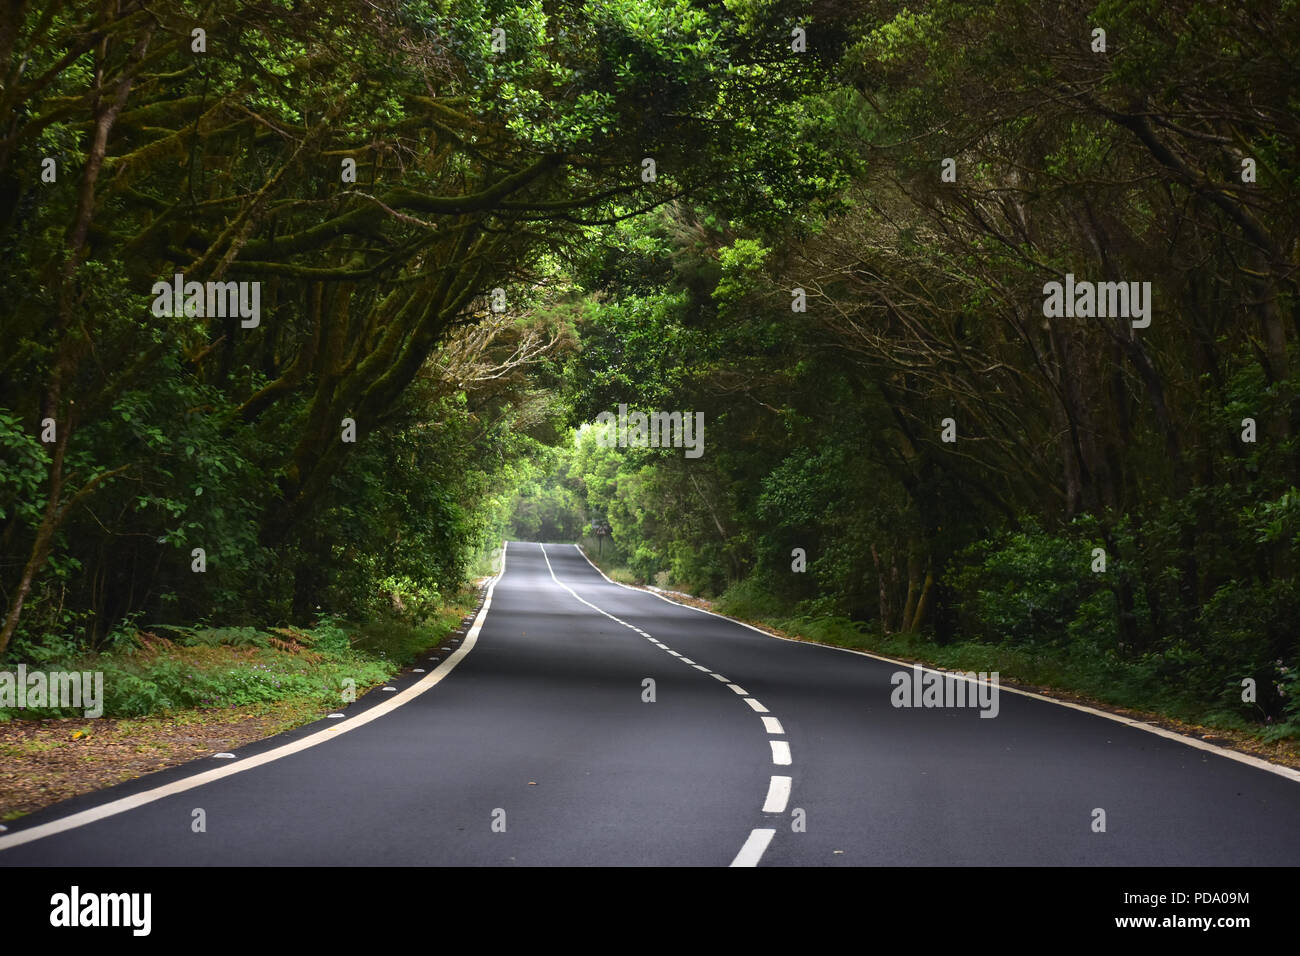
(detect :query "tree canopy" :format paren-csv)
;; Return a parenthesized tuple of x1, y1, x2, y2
(3, 0, 1298, 738)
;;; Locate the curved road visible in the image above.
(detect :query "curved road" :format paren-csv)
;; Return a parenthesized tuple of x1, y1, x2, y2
(2, 540, 1298, 866)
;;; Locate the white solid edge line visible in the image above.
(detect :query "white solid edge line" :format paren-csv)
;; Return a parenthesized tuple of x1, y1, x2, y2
(761, 716, 785, 735)
(0, 543, 511, 853)
(744, 698, 769, 713)
(763, 775, 792, 813)
(770, 740, 792, 766)
(572, 544, 1300, 785)
(730, 828, 776, 867)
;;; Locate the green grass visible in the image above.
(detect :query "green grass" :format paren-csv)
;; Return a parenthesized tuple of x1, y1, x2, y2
(713, 579, 1299, 746)
(468, 543, 505, 581)
(0, 587, 481, 722)
(576, 538, 637, 583)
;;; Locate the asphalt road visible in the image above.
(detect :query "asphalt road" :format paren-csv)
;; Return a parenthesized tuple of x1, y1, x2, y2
(2, 540, 1298, 866)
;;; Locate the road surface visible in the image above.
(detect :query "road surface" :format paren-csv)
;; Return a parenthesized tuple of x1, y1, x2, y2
(2, 541, 1298, 866)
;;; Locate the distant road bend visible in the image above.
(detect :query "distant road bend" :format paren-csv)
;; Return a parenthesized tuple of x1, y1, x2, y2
(2, 541, 1299, 866)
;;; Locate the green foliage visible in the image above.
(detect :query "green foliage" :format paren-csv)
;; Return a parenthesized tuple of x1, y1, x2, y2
(0, 409, 48, 527)
(948, 521, 1112, 649)
(713, 239, 770, 313)
(3, 0, 1298, 750)
(0, 608, 463, 720)
(2, 0, 851, 660)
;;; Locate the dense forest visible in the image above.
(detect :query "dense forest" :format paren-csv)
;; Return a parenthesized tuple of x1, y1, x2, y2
(2, 1, 1298, 738)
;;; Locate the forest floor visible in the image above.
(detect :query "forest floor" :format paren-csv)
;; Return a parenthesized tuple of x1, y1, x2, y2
(0, 705, 322, 821)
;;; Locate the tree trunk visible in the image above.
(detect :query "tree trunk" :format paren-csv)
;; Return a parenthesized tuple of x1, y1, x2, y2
(872, 544, 892, 634)
(0, 433, 68, 655)
(908, 570, 935, 633)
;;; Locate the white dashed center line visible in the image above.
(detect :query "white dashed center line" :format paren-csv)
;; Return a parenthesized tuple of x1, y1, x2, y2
(763, 775, 792, 813)
(730, 828, 776, 867)
(553, 544, 795, 868)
